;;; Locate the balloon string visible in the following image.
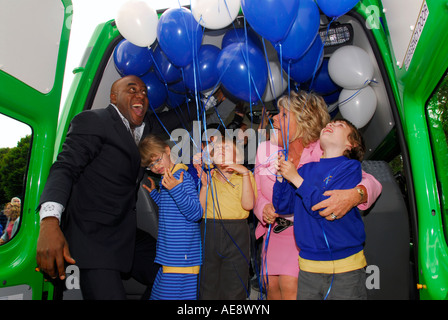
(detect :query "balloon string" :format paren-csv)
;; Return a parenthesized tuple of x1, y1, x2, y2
(321, 220, 335, 300)
(286, 59, 291, 162)
(307, 17, 335, 95)
(225, 15, 263, 105)
(262, 224, 271, 294)
(243, 22, 255, 127)
(261, 38, 277, 111)
(148, 49, 170, 97)
(337, 79, 378, 107)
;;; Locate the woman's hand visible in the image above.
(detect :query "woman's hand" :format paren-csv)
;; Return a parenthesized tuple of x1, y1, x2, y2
(263, 203, 279, 225)
(311, 188, 361, 220)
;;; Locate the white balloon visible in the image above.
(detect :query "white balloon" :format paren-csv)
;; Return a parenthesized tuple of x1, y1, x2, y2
(338, 85, 377, 128)
(263, 60, 288, 102)
(116, 0, 158, 47)
(192, 0, 241, 30)
(328, 45, 374, 90)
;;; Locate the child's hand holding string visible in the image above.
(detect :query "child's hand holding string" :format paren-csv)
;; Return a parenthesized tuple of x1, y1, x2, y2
(277, 154, 304, 188)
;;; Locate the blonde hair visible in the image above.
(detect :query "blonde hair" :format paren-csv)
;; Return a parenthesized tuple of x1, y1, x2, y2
(277, 90, 330, 147)
(210, 135, 244, 165)
(138, 135, 168, 167)
(4, 202, 20, 220)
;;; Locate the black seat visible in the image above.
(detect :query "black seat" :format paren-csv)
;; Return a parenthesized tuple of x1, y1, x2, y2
(135, 176, 159, 239)
(122, 175, 159, 299)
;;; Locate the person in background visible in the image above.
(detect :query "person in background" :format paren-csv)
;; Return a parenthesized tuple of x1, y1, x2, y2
(0, 202, 20, 244)
(10, 197, 21, 207)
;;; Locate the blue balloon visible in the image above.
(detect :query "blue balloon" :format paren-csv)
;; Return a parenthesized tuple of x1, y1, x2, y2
(183, 44, 220, 92)
(316, 0, 360, 18)
(157, 7, 203, 68)
(287, 36, 324, 84)
(241, 0, 300, 43)
(276, 0, 320, 62)
(169, 79, 187, 94)
(221, 27, 262, 49)
(113, 39, 154, 76)
(152, 45, 182, 84)
(323, 89, 341, 104)
(308, 59, 340, 95)
(166, 92, 185, 109)
(140, 71, 167, 111)
(216, 42, 267, 103)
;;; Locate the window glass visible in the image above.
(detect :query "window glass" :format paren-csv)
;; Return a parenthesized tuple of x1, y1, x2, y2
(426, 71, 448, 238)
(0, 114, 31, 245)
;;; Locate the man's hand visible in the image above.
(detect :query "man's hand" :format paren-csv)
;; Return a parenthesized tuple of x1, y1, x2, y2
(36, 217, 75, 280)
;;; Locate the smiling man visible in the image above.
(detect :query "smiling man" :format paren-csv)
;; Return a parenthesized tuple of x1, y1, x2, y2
(35, 75, 193, 300)
(111, 76, 148, 130)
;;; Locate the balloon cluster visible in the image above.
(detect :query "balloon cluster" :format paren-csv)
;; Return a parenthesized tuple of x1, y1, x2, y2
(113, 0, 374, 127)
(328, 45, 377, 128)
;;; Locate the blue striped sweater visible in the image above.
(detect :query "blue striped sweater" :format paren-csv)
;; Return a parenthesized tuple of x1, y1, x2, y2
(149, 164, 203, 267)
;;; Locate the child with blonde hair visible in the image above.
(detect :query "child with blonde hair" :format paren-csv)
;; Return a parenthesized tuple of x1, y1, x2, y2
(196, 136, 257, 299)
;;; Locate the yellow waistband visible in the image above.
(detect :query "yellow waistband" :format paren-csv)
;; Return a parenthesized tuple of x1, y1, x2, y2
(298, 250, 367, 274)
(162, 265, 200, 274)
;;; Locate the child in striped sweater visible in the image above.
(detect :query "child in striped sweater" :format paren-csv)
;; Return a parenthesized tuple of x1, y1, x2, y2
(139, 134, 203, 300)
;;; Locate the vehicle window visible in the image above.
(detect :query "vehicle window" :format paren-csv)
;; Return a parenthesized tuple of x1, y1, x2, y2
(426, 71, 448, 237)
(0, 114, 31, 245)
(0, 0, 65, 93)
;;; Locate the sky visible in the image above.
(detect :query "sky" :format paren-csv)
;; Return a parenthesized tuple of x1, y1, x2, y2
(0, 0, 190, 148)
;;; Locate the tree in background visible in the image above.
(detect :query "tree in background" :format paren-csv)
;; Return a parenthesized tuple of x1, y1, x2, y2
(0, 135, 30, 206)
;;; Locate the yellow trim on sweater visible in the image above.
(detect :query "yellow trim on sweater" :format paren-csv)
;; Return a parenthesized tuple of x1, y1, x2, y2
(162, 265, 200, 274)
(171, 163, 189, 173)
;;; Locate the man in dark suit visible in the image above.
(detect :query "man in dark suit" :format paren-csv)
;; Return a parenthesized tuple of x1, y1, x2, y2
(35, 75, 193, 299)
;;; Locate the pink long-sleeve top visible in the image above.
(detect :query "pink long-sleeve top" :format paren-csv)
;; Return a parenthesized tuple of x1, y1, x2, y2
(253, 140, 382, 240)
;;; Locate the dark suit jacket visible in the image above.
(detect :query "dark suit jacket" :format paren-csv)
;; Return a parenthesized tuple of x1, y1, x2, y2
(39, 104, 196, 272)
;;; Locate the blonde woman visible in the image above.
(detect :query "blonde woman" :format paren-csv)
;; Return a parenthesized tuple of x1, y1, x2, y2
(0, 202, 21, 244)
(253, 91, 382, 300)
